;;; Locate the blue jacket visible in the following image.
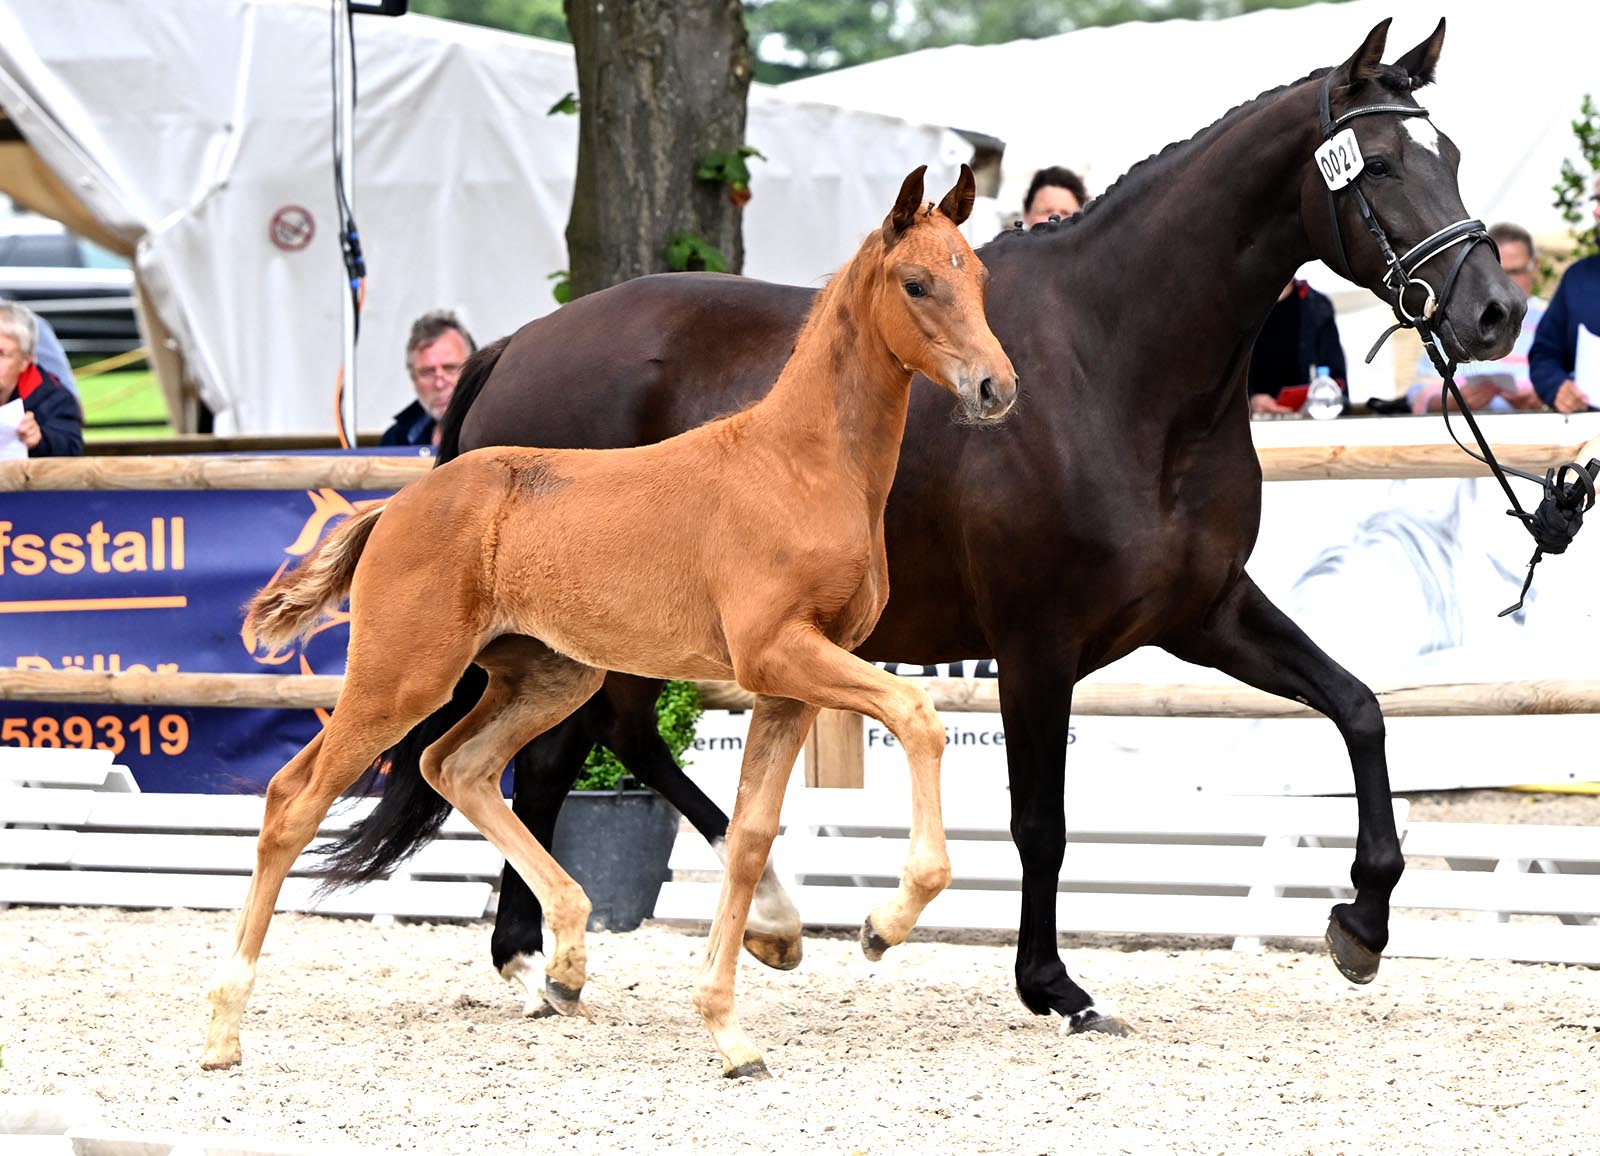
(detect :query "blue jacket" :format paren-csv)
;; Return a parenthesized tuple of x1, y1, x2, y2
(1530, 254, 1600, 408)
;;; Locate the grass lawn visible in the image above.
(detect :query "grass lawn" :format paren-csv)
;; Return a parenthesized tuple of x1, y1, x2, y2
(76, 368, 174, 440)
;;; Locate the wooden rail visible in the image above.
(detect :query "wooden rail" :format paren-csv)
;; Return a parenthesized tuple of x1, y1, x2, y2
(4, 668, 1599, 719)
(1, 441, 1594, 491)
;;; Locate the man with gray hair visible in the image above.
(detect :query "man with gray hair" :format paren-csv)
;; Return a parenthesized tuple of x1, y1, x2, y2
(380, 309, 477, 447)
(0, 299, 82, 456)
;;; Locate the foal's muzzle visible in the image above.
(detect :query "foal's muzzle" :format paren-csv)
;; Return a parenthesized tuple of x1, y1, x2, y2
(959, 368, 1018, 422)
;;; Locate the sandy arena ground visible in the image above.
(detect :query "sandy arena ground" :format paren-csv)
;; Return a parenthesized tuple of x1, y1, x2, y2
(2, 790, 1597, 1155)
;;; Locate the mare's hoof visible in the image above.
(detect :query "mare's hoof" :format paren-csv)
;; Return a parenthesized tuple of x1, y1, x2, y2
(744, 930, 803, 971)
(860, 916, 892, 962)
(1325, 913, 1382, 985)
(1063, 1008, 1135, 1037)
(542, 977, 592, 1019)
(724, 1058, 772, 1080)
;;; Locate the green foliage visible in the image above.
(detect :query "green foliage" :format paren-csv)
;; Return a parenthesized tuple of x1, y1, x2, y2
(744, 0, 1356, 75)
(548, 269, 572, 304)
(574, 680, 703, 791)
(697, 146, 766, 195)
(1553, 93, 1600, 265)
(666, 232, 730, 273)
(409, 0, 569, 41)
(547, 91, 579, 116)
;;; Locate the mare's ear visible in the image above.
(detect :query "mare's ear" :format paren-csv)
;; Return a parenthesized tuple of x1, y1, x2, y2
(1392, 17, 1445, 90)
(884, 165, 928, 243)
(1337, 18, 1391, 86)
(937, 164, 976, 226)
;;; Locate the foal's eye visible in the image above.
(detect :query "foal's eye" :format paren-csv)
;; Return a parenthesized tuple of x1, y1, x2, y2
(903, 281, 927, 298)
(1364, 158, 1392, 178)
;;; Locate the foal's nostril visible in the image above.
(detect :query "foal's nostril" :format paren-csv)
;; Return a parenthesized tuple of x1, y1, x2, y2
(979, 377, 997, 407)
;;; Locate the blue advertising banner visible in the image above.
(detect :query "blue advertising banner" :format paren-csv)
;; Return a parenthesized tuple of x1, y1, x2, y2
(1, 478, 393, 791)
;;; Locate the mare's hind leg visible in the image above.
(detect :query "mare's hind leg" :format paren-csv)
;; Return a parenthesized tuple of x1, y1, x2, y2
(420, 634, 605, 1016)
(1164, 573, 1403, 984)
(201, 643, 475, 1069)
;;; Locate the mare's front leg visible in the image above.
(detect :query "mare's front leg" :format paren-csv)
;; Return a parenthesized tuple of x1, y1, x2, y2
(1163, 572, 1403, 983)
(995, 641, 1131, 1036)
(693, 695, 818, 1078)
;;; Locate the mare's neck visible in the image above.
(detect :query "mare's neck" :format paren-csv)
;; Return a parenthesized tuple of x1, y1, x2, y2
(1037, 81, 1328, 425)
(758, 249, 911, 508)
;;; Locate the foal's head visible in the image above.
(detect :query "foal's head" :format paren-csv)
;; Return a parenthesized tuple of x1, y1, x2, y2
(873, 165, 1017, 422)
(1303, 18, 1522, 362)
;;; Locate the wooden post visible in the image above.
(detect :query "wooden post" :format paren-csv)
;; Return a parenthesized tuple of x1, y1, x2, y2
(804, 709, 865, 788)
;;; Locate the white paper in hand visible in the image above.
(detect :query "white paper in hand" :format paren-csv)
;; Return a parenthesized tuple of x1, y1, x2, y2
(0, 397, 27, 460)
(1575, 323, 1600, 408)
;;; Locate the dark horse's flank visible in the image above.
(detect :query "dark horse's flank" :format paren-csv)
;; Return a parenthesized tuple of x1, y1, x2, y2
(324, 19, 1521, 1030)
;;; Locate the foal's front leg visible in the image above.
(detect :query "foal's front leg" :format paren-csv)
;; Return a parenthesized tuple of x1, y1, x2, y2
(693, 695, 818, 1078)
(1163, 573, 1403, 983)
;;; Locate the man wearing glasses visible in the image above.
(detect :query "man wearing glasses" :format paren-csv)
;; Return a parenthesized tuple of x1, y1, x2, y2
(1410, 222, 1548, 413)
(380, 309, 477, 447)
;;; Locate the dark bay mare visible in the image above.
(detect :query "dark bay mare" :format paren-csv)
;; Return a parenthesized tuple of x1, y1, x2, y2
(325, 19, 1522, 1034)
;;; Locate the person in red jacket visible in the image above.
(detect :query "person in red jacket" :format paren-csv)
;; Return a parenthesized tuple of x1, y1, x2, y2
(0, 300, 83, 456)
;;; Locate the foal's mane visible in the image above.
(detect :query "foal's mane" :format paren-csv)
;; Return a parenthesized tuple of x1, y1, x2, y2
(985, 61, 1418, 249)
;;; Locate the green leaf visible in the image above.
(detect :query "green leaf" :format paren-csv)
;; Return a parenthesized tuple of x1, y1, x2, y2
(666, 233, 728, 274)
(547, 91, 578, 117)
(572, 680, 703, 791)
(548, 269, 571, 305)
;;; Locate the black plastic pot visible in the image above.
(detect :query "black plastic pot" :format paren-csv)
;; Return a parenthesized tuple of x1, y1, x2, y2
(550, 784, 681, 932)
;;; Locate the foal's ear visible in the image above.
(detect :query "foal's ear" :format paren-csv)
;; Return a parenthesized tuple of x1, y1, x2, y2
(885, 165, 928, 243)
(1338, 18, 1391, 86)
(1392, 17, 1445, 90)
(937, 164, 976, 226)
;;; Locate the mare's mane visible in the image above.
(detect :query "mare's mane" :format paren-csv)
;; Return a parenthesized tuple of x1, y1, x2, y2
(981, 61, 1419, 252)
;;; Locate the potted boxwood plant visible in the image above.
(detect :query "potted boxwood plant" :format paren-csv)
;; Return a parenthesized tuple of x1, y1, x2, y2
(549, 680, 702, 931)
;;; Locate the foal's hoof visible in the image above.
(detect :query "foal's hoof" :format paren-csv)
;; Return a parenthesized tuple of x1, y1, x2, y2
(198, 1055, 240, 1072)
(744, 930, 803, 971)
(1325, 912, 1382, 985)
(542, 977, 593, 1020)
(860, 915, 892, 962)
(724, 1058, 772, 1081)
(1062, 1007, 1135, 1037)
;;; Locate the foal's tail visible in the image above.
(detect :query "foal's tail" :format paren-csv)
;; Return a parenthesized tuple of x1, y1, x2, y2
(246, 504, 386, 649)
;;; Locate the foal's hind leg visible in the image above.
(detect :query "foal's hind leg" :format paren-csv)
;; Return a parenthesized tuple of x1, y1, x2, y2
(1164, 573, 1403, 984)
(201, 649, 473, 1069)
(420, 635, 605, 1016)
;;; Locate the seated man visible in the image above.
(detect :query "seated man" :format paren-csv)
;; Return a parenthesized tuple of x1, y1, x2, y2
(1531, 218, 1600, 414)
(1408, 223, 1546, 413)
(381, 309, 477, 447)
(1247, 279, 1348, 415)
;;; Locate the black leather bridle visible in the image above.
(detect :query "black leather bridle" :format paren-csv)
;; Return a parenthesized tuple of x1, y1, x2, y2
(1316, 72, 1596, 615)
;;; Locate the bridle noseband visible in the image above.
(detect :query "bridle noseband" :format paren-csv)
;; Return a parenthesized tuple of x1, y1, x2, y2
(1314, 72, 1596, 615)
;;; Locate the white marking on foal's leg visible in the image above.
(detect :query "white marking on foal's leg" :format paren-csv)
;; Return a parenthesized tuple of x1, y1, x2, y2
(713, 836, 803, 969)
(200, 956, 258, 1069)
(1402, 118, 1441, 157)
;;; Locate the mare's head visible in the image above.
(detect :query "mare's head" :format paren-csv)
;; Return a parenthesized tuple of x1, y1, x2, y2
(874, 164, 1017, 422)
(1304, 18, 1522, 362)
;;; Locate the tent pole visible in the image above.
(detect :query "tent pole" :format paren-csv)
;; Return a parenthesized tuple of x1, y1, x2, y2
(335, 0, 358, 446)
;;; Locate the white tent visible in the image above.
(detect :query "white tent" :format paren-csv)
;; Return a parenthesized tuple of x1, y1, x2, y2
(0, 0, 969, 435)
(784, 0, 1600, 399)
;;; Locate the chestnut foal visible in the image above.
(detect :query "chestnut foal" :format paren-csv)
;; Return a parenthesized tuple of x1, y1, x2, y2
(201, 165, 1016, 1079)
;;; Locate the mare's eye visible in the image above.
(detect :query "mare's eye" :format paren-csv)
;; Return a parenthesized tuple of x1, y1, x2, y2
(1364, 158, 1392, 178)
(904, 281, 927, 298)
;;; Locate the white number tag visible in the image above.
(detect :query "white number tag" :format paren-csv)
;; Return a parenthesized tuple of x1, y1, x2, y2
(1315, 128, 1364, 191)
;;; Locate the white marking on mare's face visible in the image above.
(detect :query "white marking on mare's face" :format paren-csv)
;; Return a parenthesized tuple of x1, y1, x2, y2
(1402, 118, 1441, 158)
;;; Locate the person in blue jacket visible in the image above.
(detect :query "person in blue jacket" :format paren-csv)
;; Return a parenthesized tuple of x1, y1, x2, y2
(1531, 251, 1600, 413)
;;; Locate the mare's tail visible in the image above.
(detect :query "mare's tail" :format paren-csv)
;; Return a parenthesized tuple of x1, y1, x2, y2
(246, 504, 385, 649)
(436, 335, 509, 462)
(316, 335, 510, 887)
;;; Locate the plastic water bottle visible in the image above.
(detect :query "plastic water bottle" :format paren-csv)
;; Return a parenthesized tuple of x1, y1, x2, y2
(1302, 365, 1344, 420)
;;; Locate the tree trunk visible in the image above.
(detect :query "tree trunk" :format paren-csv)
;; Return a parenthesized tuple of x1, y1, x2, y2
(564, 0, 753, 298)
